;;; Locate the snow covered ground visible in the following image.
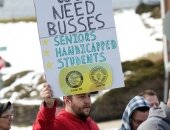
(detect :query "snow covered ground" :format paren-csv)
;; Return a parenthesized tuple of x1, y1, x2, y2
(11, 126, 32, 130)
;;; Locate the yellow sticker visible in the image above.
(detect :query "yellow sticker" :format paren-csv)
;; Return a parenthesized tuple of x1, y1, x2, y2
(59, 63, 112, 95)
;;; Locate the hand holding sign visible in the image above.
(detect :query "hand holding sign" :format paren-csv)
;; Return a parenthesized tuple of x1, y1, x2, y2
(40, 83, 55, 108)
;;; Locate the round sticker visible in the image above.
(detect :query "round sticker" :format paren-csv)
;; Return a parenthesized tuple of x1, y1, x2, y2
(66, 70, 83, 88)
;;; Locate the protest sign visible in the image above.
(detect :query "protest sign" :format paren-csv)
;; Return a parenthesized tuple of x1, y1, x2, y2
(34, 0, 124, 97)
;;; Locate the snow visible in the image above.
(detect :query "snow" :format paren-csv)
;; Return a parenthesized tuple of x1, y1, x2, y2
(0, 22, 44, 73)
(114, 10, 162, 61)
(11, 126, 32, 130)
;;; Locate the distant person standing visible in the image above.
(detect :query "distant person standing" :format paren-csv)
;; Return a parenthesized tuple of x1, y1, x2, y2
(0, 101, 13, 130)
(139, 89, 159, 107)
(119, 96, 150, 130)
(137, 90, 170, 130)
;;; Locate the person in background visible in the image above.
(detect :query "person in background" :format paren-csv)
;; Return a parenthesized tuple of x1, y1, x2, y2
(33, 83, 99, 130)
(137, 90, 170, 130)
(119, 96, 150, 130)
(0, 101, 13, 130)
(139, 89, 159, 107)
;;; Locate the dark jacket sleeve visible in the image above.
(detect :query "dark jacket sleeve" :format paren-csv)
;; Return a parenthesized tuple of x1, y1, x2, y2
(32, 101, 57, 130)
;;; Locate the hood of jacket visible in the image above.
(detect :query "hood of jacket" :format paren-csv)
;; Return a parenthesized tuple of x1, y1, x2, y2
(148, 102, 170, 124)
(119, 96, 150, 130)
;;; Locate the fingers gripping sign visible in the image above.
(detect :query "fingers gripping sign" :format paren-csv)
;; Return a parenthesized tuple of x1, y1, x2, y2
(41, 83, 55, 108)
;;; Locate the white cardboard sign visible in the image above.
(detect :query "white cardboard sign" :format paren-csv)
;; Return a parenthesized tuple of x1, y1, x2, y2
(34, 0, 124, 97)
